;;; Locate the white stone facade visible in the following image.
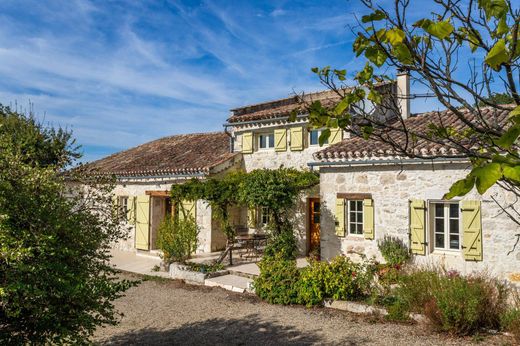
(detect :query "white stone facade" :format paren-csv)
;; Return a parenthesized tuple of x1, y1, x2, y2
(319, 162, 520, 281)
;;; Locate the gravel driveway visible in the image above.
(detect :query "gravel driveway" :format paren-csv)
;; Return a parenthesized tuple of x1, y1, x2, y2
(94, 273, 511, 345)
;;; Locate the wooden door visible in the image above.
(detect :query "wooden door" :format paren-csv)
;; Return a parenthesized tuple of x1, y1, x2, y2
(309, 198, 321, 255)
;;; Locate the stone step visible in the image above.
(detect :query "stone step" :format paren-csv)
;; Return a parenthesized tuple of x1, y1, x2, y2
(204, 274, 253, 293)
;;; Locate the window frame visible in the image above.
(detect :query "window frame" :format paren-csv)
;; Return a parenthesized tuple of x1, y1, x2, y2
(258, 132, 275, 150)
(118, 196, 129, 221)
(309, 129, 328, 146)
(260, 206, 270, 226)
(428, 200, 461, 253)
(345, 199, 364, 236)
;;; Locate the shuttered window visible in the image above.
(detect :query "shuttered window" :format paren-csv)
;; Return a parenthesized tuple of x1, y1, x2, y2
(430, 202, 460, 251)
(259, 133, 275, 149)
(347, 200, 364, 235)
(309, 129, 328, 146)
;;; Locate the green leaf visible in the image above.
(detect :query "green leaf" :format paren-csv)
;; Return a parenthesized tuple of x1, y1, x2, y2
(367, 89, 382, 104)
(503, 165, 520, 183)
(510, 105, 520, 117)
(288, 109, 298, 122)
(478, 0, 508, 20)
(495, 17, 509, 36)
(355, 62, 373, 84)
(361, 125, 373, 140)
(444, 175, 476, 199)
(496, 124, 520, 148)
(385, 28, 405, 45)
(319, 128, 331, 146)
(471, 162, 502, 194)
(425, 20, 454, 40)
(365, 46, 387, 67)
(361, 10, 386, 23)
(485, 39, 509, 71)
(392, 43, 413, 64)
(311, 67, 319, 74)
(334, 97, 351, 115)
(353, 35, 370, 57)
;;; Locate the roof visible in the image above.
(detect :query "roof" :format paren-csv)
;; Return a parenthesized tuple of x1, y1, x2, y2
(84, 132, 238, 176)
(314, 106, 513, 162)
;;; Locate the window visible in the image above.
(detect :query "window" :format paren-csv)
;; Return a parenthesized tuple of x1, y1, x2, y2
(309, 129, 328, 146)
(118, 196, 128, 221)
(430, 201, 460, 250)
(258, 133, 275, 149)
(260, 206, 271, 226)
(346, 200, 363, 235)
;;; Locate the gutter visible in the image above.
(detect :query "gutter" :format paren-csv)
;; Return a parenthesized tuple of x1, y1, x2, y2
(222, 113, 309, 127)
(116, 172, 206, 181)
(307, 157, 470, 170)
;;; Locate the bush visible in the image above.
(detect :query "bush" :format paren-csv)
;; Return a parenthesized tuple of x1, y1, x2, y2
(500, 290, 520, 343)
(296, 256, 374, 307)
(156, 217, 199, 264)
(263, 223, 298, 261)
(390, 269, 509, 335)
(253, 254, 300, 305)
(377, 235, 410, 266)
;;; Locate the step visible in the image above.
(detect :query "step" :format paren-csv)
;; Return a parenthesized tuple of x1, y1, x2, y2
(204, 274, 253, 293)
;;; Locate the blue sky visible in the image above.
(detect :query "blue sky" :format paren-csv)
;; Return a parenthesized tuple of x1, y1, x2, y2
(0, 0, 446, 163)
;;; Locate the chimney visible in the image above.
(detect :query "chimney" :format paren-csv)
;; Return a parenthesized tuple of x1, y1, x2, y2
(396, 68, 410, 119)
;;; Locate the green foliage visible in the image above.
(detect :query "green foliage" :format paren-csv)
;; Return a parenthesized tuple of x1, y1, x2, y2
(0, 105, 135, 344)
(185, 262, 225, 273)
(263, 221, 298, 261)
(253, 254, 301, 305)
(156, 217, 199, 264)
(501, 308, 520, 344)
(389, 269, 509, 335)
(377, 235, 410, 266)
(296, 256, 374, 307)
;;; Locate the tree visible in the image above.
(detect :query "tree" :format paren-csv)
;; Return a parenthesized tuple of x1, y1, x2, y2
(297, 0, 520, 228)
(0, 105, 135, 344)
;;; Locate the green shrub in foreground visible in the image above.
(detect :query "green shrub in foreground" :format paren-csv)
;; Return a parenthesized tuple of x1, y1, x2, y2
(377, 235, 410, 266)
(156, 217, 199, 264)
(253, 254, 300, 305)
(390, 269, 509, 335)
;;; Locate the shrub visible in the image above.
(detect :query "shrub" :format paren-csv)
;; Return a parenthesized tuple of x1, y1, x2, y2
(253, 254, 300, 305)
(390, 269, 509, 335)
(377, 235, 410, 266)
(156, 217, 199, 264)
(500, 290, 520, 344)
(263, 222, 298, 261)
(296, 256, 374, 307)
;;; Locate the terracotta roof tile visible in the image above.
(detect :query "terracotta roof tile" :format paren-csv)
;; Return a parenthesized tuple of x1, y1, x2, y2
(314, 106, 513, 162)
(84, 132, 237, 176)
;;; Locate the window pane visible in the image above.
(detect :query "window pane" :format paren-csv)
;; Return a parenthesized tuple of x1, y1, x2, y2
(350, 212, 357, 223)
(268, 134, 274, 147)
(356, 200, 363, 210)
(310, 130, 318, 145)
(435, 218, 444, 233)
(450, 235, 460, 249)
(357, 223, 363, 234)
(449, 203, 459, 218)
(357, 211, 363, 223)
(350, 200, 356, 211)
(449, 219, 459, 234)
(313, 215, 320, 224)
(435, 233, 444, 248)
(313, 202, 320, 212)
(260, 135, 266, 148)
(435, 203, 444, 217)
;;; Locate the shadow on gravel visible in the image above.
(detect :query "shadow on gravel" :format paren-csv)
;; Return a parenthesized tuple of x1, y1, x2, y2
(101, 313, 365, 345)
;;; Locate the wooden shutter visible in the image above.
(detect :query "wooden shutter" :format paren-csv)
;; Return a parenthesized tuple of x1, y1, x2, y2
(329, 128, 343, 144)
(335, 198, 345, 237)
(127, 196, 136, 225)
(247, 207, 257, 228)
(274, 129, 287, 152)
(409, 199, 426, 255)
(363, 198, 374, 240)
(242, 132, 253, 154)
(290, 127, 304, 151)
(461, 200, 483, 261)
(135, 195, 150, 250)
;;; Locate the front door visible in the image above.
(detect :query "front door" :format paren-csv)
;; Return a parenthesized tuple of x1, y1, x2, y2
(309, 198, 321, 255)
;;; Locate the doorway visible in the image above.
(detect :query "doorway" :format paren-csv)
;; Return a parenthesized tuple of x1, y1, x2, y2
(308, 198, 321, 256)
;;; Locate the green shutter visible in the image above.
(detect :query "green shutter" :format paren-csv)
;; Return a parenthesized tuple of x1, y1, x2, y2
(409, 199, 426, 255)
(135, 195, 150, 250)
(335, 198, 345, 237)
(290, 127, 304, 151)
(274, 129, 287, 152)
(461, 200, 483, 261)
(247, 207, 257, 228)
(242, 132, 253, 153)
(363, 198, 374, 240)
(329, 128, 343, 144)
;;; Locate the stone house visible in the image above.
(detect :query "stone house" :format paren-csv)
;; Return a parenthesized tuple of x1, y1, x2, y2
(311, 106, 520, 281)
(85, 132, 241, 254)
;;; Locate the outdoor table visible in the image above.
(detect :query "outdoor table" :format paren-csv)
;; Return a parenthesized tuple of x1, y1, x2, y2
(235, 234, 268, 260)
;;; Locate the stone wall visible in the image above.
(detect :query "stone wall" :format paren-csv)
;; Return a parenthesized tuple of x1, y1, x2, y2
(112, 179, 221, 254)
(319, 162, 520, 281)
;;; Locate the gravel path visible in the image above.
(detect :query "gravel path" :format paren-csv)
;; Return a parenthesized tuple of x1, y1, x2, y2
(94, 273, 511, 345)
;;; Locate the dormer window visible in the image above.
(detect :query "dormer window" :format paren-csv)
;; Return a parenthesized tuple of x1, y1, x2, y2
(259, 133, 275, 149)
(309, 129, 328, 146)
